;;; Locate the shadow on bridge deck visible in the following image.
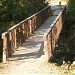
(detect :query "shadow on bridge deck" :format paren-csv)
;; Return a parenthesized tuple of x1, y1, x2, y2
(10, 42, 44, 61)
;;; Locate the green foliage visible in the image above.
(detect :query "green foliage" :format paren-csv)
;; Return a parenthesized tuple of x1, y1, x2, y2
(0, 0, 48, 31)
(67, 0, 75, 18)
(64, 0, 75, 56)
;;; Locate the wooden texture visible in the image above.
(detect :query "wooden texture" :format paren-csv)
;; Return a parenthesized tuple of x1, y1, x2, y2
(43, 6, 66, 60)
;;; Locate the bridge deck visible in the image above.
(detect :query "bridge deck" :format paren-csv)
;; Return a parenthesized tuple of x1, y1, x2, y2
(0, 5, 65, 74)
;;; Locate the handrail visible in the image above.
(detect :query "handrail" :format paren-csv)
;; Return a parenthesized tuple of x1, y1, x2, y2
(2, 6, 51, 62)
(43, 6, 66, 60)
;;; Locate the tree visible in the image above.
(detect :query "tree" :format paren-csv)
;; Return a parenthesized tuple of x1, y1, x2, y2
(0, 0, 48, 24)
(67, 0, 75, 18)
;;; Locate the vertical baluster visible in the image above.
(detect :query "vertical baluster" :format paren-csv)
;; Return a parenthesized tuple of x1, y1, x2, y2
(34, 16, 35, 29)
(24, 22, 27, 40)
(9, 32, 12, 56)
(57, 20, 59, 37)
(20, 24, 23, 44)
(43, 35, 49, 60)
(53, 27, 55, 50)
(14, 28, 17, 50)
(36, 15, 38, 28)
(2, 33, 8, 62)
(54, 24, 58, 47)
(60, 14, 62, 31)
(20, 25, 22, 44)
(48, 33, 52, 58)
(19, 26, 21, 45)
(33, 17, 35, 31)
(26, 21, 29, 38)
(28, 20, 30, 37)
(52, 28, 54, 51)
(17, 26, 20, 47)
(16, 27, 18, 48)
(31, 18, 33, 32)
(22, 22, 25, 42)
(29, 19, 32, 35)
(56, 21, 58, 39)
(11, 30, 14, 53)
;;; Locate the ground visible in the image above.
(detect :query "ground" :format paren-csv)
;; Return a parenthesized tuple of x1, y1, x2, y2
(0, 56, 73, 75)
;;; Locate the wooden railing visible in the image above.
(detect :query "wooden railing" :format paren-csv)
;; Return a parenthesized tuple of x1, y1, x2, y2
(2, 6, 51, 62)
(43, 6, 66, 60)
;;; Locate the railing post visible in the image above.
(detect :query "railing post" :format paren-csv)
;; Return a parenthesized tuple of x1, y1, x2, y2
(43, 37, 49, 60)
(9, 32, 12, 56)
(14, 29, 17, 50)
(29, 19, 32, 35)
(34, 16, 36, 29)
(60, 15, 62, 32)
(43, 41, 49, 60)
(22, 23, 25, 42)
(43, 35, 51, 60)
(47, 34, 52, 58)
(2, 33, 8, 62)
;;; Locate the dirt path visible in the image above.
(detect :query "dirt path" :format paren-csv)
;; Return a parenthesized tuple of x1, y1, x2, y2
(0, 56, 67, 75)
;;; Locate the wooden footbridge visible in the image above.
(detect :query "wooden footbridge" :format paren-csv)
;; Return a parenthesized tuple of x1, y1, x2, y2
(2, 5, 66, 62)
